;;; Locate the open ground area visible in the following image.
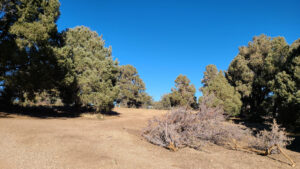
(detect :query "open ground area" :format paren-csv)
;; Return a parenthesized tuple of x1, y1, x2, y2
(1, 1, 299, 169)
(0, 108, 299, 169)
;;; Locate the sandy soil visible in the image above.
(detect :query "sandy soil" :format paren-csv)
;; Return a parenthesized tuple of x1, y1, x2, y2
(0, 108, 299, 169)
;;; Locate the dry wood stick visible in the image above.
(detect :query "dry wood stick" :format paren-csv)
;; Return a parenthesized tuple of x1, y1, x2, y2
(276, 144, 296, 167)
(167, 142, 178, 151)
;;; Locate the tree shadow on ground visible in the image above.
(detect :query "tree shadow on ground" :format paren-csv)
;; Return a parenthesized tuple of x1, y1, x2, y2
(0, 105, 120, 119)
(287, 135, 300, 153)
(0, 112, 13, 118)
(101, 110, 120, 116)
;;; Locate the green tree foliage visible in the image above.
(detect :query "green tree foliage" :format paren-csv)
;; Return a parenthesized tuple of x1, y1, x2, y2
(0, 0, 61, 104)
(17, 89, 62, 106)
(57, 26, 119, 112)
(140, 94, 153, 109)
(169, 75, 197, 109)
(200, 65, 242, 116)
(116, 65, 152, 108)
(226, 35, 290, 118)
(202, 64, 218, 87)
(226, 34, 300, 126)
(153, 94, 172, 110)
(269, 39, 300, 126)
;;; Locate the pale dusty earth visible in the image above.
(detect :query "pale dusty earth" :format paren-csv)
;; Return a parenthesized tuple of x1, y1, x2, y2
(0, 108, 299, 169)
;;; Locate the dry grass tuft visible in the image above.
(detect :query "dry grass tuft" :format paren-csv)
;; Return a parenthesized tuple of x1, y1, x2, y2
(80, 113, 104, 120)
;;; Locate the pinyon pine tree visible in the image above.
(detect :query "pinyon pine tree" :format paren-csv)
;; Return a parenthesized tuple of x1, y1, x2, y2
(200, 65, 242, 116)
(269, 39, 300, 126)
(226, 35, 290, 119)
(169, 75, 197, 109)
(154, 94, 172, 110)
(0, 0, 61, 104)
(57, 26, 119, 112)
(116, 65, 152, 108)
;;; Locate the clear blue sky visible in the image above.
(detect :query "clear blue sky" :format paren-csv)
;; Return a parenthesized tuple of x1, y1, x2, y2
(57, 0, 300, 101)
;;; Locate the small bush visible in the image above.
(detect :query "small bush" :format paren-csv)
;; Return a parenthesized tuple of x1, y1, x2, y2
(143, 94, 293, 153)
(143, 94, 250, 150)
(249, 119, 294, 154)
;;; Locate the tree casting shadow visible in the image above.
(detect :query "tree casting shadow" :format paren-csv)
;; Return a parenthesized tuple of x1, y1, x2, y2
(0, 105, 120, 119)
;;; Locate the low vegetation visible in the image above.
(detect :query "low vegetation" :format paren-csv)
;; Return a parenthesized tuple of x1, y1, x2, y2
(144, 95, 248, 150)
(143, 94, 296, 166)
(145, 95, 243, 149)
(250, 119, 294, 154)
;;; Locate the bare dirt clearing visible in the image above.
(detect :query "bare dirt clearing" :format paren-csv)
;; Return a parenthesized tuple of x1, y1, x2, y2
(0, 108, 299, 169)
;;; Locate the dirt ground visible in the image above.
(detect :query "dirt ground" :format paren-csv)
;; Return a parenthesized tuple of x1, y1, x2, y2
(0, 108, 299, 169)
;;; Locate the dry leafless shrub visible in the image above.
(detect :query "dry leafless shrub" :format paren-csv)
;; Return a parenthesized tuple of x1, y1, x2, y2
(143, 94, 251, 150)
(143, 94, 293, 153)
(249, 119, 294, 154)
(142, 107, 194, 149)
(142, 95, 296, 166)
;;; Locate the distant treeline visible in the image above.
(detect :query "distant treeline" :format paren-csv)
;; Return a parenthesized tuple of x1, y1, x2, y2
(155, 35, 300, 129)
(0, 0, 299, 128)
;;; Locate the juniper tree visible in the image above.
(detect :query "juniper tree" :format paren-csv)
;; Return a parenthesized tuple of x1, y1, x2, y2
(116, 65, 152, 108)
(57, 26, 119, 112)
(200, 65, 242, 116)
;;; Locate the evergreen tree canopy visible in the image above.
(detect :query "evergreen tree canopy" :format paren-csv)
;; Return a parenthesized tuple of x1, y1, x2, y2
(226, 35, 290, 119)
(117, 64, 152, 108)
(202, 64, 218, 87)
(154, 93, 172, 110)
(0, 0, 61, 103)
(225, 35, 300, 127)
(269, 39, 300, 126)
(57, 26, 119, 112)
(169, 74, 197, 109)
(200, 65, 242, 116)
